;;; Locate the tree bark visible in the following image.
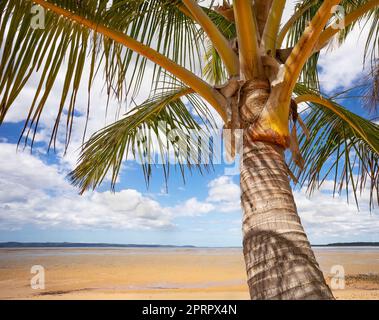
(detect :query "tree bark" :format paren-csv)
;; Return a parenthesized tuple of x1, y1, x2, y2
(239, 83, 334, 300)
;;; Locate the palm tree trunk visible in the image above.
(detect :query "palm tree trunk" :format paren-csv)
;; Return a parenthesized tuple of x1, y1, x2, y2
(239, 83, 334, 300)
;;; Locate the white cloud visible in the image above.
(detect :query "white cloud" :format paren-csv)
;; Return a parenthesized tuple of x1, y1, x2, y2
(281, 1, 371, 95)
(1, 142, 379, 243)
(0, 143, 68, 196)
(173, 197, 215, 216)
(318, 24, 371, 93)
(3, 58, 157, 172)
(207, 176, 241, 212)
(0, 143, 173, 231)
(0, 144, 235, 232)
(294, 186, 379, 243)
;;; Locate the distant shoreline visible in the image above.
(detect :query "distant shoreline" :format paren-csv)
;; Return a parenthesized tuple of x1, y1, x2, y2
(0, 242, 196, 248)
(1, 242, 379, 248)
(313, 242, 379, 247)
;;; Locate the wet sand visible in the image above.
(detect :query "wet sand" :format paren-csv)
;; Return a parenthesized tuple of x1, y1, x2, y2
(0, 247, 378, 300)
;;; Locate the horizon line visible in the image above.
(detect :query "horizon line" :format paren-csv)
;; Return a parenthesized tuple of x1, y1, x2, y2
(1, 241, 379, 248)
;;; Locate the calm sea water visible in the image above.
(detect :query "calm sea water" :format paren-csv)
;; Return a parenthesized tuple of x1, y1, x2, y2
(0, 247, 243, 258)
(1, 246, 379, 258)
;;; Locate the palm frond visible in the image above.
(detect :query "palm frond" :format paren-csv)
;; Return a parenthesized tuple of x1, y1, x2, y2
(287, 0, 379, 86)
(292, 83, 379, 209)
(68, 84, 218, 193)
(0, 0, 206, 149)
(203, 43, 228, 85)
(285, 1, 323, 89)
(181, 0, 238, 76)
(201, 7, 236, 85)
(334, 0, 379, 65)
(329, 60, 379, 115)
(362, 60, 379, 114)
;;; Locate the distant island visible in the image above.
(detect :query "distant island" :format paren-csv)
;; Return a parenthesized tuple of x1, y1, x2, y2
(313, 242, 379, 247)
(0, 242, 196, 248)
(0, 242, 379, 248)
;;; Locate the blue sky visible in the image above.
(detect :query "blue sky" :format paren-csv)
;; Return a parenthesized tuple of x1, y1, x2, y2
(0, 1, 378, 246)
(0, 120, 243, 246)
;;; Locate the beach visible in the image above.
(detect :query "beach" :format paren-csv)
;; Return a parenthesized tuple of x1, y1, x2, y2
(0, 247, 378, 300)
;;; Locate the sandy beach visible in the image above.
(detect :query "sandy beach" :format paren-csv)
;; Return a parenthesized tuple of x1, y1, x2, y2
(0, 247, 378, 300)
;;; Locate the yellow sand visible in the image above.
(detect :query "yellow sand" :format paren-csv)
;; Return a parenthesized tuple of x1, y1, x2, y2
(0, 247, 378, 300)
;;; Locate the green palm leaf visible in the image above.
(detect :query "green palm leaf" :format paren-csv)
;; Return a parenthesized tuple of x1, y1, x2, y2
(292, 83, 379, 209)
(202, 8, 236, 85)
(285, 0, 379, 88)
(0, 0, 205, 149)
(68, 84, 217, 193)
(285, 1, 322, 89)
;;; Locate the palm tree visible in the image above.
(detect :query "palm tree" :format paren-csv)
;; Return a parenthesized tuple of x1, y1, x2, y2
(1, 0, 378, 300)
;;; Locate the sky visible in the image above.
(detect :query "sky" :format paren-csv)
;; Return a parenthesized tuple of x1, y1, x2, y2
(0, 1, 378, 247)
